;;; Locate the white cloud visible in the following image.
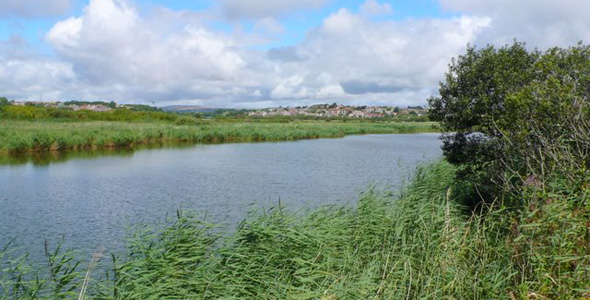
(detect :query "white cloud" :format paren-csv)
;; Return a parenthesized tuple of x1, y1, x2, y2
(45, 0, 257, 102)
(360, 0, 392, 17)
(0, 37, 75, 100)
(438, 0, 590, 48)
(8, 0, 590, 108)
(221, 0, 327, 19)
(266, 8, 490, 104)
(0, 0, 72, 18)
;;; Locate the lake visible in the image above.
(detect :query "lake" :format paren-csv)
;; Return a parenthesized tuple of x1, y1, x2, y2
(0, 133, 441, 260)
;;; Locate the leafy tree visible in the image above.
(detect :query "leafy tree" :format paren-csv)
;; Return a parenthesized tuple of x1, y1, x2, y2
(429, 41, 590, 206)
(430, 42, 538, 133)
(0, 97, 9, 108)
(500, 44, 590, 179)
(429, 42, 538, 193)
(123, 104, 161, 112)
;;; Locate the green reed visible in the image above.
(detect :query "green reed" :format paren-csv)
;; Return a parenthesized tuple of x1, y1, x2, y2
(0, 120, 438, 154)
(1, 161, 524, 299)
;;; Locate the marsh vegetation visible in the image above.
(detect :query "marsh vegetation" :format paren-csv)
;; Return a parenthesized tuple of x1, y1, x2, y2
(0, 120, 437, 154)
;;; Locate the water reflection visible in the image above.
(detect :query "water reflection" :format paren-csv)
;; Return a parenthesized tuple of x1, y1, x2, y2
(0, 143, 198, 167)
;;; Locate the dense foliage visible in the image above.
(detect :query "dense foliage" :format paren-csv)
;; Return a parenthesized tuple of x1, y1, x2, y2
(121, 104, 163, 112)
(429, 42, 590, 204)
(430, 41, 590, 296)
(63, 101, 117, 108)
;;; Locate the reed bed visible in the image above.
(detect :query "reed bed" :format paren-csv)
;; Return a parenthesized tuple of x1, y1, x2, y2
(1, 161, 519, 299)
(105, 161, 514, 299)
(0, 120, 438, 154)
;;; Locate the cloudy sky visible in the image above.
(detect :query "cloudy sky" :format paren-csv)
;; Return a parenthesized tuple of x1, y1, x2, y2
(1, 0, 589, 108)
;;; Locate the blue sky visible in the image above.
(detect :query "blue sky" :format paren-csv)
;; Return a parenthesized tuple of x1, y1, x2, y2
(0, 0, 589, 107)
(1, 0, 452, 53)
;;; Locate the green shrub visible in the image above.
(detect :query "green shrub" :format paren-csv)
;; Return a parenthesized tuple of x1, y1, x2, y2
(430, 41, 590, 297)
(429, 42, 590, 206)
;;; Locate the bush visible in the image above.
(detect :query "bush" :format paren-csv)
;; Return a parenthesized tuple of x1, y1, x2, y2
(429, 41, 590, 298)
(429, 41, 590, 206)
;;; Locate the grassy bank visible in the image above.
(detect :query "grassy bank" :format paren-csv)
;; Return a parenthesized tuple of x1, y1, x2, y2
(0, 120, 438, 154)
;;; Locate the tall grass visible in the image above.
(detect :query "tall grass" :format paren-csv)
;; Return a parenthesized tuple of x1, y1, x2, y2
(0, 120, 438, 154)
(108, 161, 514, 299)
(496, 115, 590, 297)
(1, 161, 521, 299)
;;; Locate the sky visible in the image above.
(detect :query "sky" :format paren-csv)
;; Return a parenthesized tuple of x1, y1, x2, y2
(0, 0, 589, 108)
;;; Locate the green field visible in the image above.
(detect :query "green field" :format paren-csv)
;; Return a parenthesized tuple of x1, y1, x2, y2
(0, 120, 438, 154)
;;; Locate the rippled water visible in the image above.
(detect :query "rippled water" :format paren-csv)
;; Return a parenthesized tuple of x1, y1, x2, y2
(1, 133, 441, 260)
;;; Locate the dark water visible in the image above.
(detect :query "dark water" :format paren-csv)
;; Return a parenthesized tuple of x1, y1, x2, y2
(0, 134, 441, 260)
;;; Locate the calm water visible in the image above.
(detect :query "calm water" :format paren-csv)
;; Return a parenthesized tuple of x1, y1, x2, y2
(1, 133, 441, 260)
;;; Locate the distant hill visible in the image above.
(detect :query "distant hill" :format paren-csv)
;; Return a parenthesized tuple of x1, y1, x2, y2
(160, 105, 224, 113)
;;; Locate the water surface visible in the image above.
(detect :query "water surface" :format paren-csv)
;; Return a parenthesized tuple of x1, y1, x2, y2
(1, 133, 441, 260)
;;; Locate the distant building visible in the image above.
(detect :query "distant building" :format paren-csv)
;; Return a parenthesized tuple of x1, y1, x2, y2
(247, 103, 427, 119)
(73, 104, 112, 112)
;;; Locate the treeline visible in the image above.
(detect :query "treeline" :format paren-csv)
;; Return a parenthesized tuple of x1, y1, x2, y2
(63, 100, 117, 108)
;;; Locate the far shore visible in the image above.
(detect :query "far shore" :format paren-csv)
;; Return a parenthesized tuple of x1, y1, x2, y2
(0, 120, 439, 155)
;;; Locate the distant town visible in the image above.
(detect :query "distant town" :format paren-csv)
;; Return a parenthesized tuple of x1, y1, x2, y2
(247, 103, 428, 118)
(6, 99, 428, 119)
